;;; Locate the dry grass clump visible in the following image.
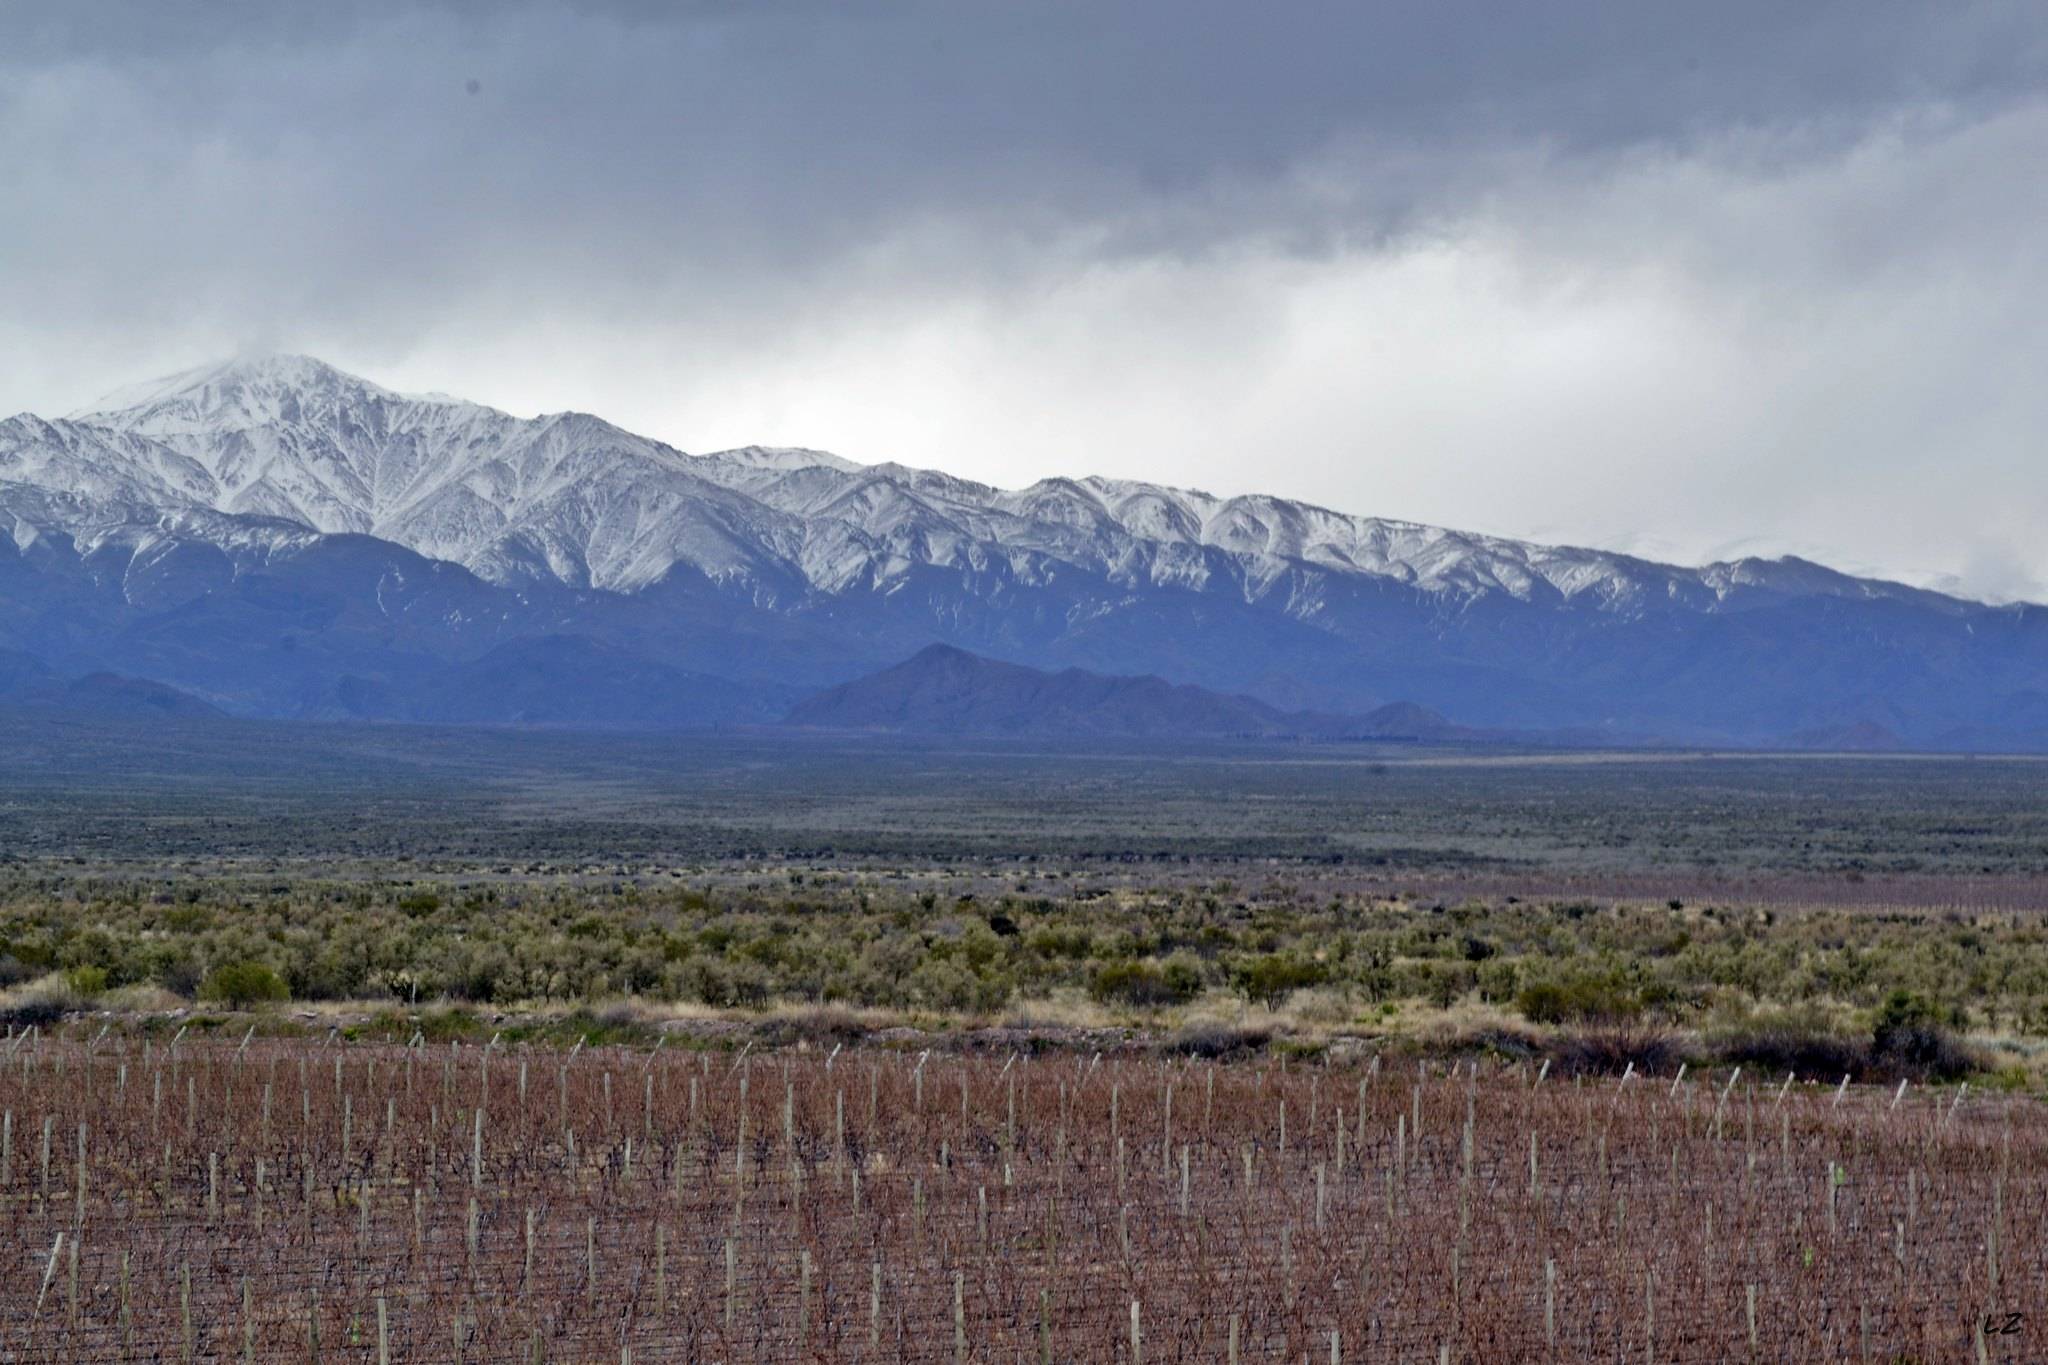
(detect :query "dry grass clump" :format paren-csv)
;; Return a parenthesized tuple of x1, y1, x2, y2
(1710, 993, 1983, 1085)
(1546, 1022, 1683, 1077)
(996, 992, 1120, 1032)
(0, 971, 83, 1029)
(97, 983, 189, 1013)
(1163, 1021, 1273, 1059)
(1276, 986, 1355, 1026)
(753, 1003, 873, 1048)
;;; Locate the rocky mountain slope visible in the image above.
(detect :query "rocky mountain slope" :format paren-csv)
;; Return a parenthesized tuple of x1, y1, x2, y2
(2, 354, 2043, 745)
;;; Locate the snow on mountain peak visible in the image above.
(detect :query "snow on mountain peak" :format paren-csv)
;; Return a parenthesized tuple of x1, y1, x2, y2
(2, 354, 1968, 613)
(74, 354, 385, 424)
(702, 445, 862, 473)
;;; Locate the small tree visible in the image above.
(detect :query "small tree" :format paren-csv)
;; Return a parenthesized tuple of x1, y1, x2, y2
(1090, 958, 1202, 1009)
(1234, 954, 1326, 1010)
(1871, 990, 1974, 1080)
(199, 960, 290, 1008)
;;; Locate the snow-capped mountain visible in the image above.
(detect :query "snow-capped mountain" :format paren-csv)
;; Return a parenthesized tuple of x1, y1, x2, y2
(43, 355, 809, 592)
(3, 354, 2043, 744)
(17, 354, 1963, 608)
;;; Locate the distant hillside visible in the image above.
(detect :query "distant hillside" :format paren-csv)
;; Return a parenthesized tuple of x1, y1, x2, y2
(344, 635, 787, 728)
(784, 644, 1459, 739)
(0, 648, 223, 719)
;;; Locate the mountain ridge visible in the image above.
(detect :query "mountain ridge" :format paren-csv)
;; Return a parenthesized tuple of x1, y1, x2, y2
(2, 354, 2043, 746)
(784, 643, 1464, 739)
(16, 354, 1984, 611)
(0, 648, 224, 719)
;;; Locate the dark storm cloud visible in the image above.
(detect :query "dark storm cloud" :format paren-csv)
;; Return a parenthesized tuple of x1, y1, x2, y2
(8, 1, 2040, 267)
(3, 1, 2046, 597)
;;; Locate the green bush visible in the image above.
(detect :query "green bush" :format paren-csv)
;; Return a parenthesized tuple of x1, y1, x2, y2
(1461, 935, 1498, 962)
(0, 853, 2030, 1041)
(1516, 975, 1641, 1025)
(1872, 990, 1958, 1046)
(63, 964, 109, 997)
(1475, 959, 1521, 1003)
(198, 961, 290, 1008)
(1090, 958, 1201, 1008)
(907, 957, 1009, 1014)
(1870, 990, 1976, 1081)
(1234, 954, 1327, 1009)
(1422, 961, 1476, 1009)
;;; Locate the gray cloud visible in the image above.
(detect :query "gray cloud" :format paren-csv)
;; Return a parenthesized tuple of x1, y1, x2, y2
(3, 1, 2046, 597)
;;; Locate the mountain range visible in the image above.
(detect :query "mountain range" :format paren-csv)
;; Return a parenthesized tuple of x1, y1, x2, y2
(2, 353, 2043, 747)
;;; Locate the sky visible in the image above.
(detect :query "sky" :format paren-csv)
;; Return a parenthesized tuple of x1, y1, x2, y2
(4, 1, 2047, 600)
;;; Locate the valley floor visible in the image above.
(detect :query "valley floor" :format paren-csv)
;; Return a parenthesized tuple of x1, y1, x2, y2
(1, 720, 2044, 1357)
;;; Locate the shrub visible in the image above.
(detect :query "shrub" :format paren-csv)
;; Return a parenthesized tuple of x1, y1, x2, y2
(761, 1005, 870, 1048)
(1456, 1025, 1543, 1062)
(1234, 954, 1327, 1009)
(1516, 981, 1572, 1023)
(63, 965, 109, 997)
(1709, 996, 1982, 1083)
(907, 957, 1008, 1014)
(1090, 958, 1201, 1009)
(413, 1008, 488, 1043)
(1516, 975, 1641, 1025)
(1715, 1019, 1867, 1080)
(1475, 959, 1521, 1003)
(0, 974, 79, 1028)
(1422, 962, 1476, 1009)
(1869, 990, 1978, 1082)
(0, 997, 68, 1030)
(198, 961, 290, 1008)
(1712, 1031, 1875, 1080)
(1165, 1023, 1272, 1059)
(1548, 1023, 1679, 1077)
(1272, 1037, 1327, 1061)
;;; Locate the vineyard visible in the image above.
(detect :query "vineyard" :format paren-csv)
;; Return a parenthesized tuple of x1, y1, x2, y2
(0, 1032, 2035, 1362)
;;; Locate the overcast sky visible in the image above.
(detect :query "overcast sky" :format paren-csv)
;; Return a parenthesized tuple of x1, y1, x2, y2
(5, 2, 2047, 599)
